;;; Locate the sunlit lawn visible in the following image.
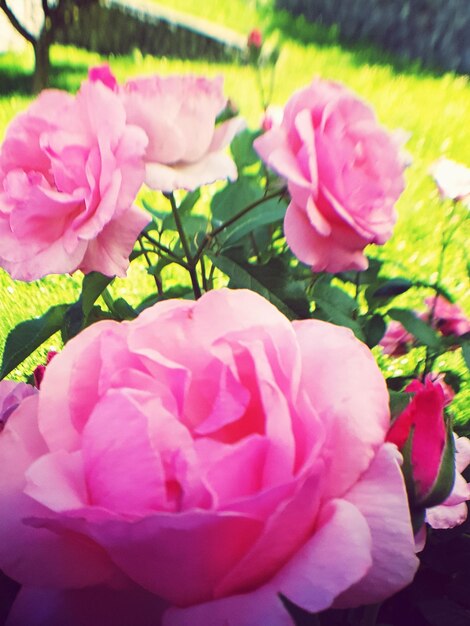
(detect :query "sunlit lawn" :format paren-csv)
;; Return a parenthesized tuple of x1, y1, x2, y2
(0, 0, 468, 419)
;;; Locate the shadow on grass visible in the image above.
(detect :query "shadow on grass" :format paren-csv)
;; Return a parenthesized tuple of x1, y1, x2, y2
(0, 58, 90, 96)
(267, 10, 450, 80)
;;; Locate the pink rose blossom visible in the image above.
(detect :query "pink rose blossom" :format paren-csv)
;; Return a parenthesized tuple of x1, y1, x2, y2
(254, 79, 404, 272)
(0, 289, 418, 625)
(0, 380, 36, 432)
(424, 295, 470, 337)
(120, 74, 244, 192)
(430, 157, 470, 204)
(379, 320, 413, 356)
(0, 79, 149, 281)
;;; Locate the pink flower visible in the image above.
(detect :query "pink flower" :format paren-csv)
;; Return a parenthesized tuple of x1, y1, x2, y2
(120, 74, 244, 192)
(0, 79, 149, 281)
(386, 378, 451, 506)
(254, 79, 404, 272)
(426, 434, 470, 530)
(430, 157, 470, 204)
(247, 28, 263, 49)
(0, 380, 36, 432)
(424, 295, 470, 337)
(33, 351, 58, 389)
(0, 289, 418, 625)
(379, 320, 413, 356)
(261, 105, 284, 133)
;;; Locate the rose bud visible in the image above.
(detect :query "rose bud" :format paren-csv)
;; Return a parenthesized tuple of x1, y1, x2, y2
(386, 377, 455, 511)
(247, 28, 263, 64)
(33, 351, 58, 389)
(247, 28, 263, 49)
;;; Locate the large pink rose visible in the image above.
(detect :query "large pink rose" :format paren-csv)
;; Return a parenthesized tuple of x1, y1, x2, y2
(120, 74, 244, 191)
(0, 290, 418, 625)
(0, 79, 149, 281)
(254, 79, 404, 272)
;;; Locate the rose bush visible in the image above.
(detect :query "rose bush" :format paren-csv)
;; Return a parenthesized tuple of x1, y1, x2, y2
(254, 79, 404, 272)
(0, 289, 418, 625)
(0, 78, 150, 281)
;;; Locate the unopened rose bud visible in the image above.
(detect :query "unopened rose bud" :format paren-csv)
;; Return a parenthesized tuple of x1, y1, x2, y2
(387, 377, 455, 510)
(247, 29, 263, 64)
(247, 28, 262, 49)
(33, 351, 58, 389)
(261, 105, 284, 132)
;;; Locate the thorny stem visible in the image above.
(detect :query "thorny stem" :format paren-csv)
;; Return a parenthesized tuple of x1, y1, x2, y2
(193, 187, 286, 266)
(423, 200, 458, 377)
(142, 232, 189, 269)
(165, 192, 202, 299)
(200, 254, 209, 293)
(138, 236, 163, 297)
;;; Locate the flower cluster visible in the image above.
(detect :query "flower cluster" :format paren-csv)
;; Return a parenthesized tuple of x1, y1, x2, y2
(0, 59, 469, 626)
(0, 67, 241, 281)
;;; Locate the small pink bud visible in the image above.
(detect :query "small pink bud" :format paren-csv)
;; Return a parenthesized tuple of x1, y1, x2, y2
(261, 105, 284, 132)
(247, 29, 263, 49)
(88, 64, 118, 92)
(33, 351, 58, 389)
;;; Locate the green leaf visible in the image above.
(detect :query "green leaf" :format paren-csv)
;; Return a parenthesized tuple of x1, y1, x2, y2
(81, 272, 114, 317)
(230, 128, 261, 169)
(372, 278, 413, 297)
(312, 276, 357, 315)
(141, 197, 171, 222)
(178, 189, 201, 216)
(462, 341, 470, 372)
(363, 313, 387, 348)
(211, 177, 260, 223)
(420, 416, 456, 508)
(61, 302, 85, 343)
(389, 390, 414, 421)
(207, 252, 299, 319)
(221, 200, 285, 248)
(388, 308, 441, 349)
(311, 276, 364, 340)
(113, 298, 138, 321)
(0, 304, 70, 380)
(162, 213, 207, 238)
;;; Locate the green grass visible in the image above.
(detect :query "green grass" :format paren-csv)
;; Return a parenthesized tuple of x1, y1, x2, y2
(0, 1, 469, 419)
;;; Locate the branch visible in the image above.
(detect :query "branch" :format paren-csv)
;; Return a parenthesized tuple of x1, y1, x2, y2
(41, 0, 51, 18)
(0, 0, 36, 45)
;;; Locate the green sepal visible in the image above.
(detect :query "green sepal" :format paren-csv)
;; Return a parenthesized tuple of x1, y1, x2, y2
(400, 424, 418, 506)
(389, 390, 414, 422)
(419, 416, 456, 509)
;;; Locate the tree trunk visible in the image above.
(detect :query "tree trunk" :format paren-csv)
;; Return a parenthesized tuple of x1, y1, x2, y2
(32, 27, 52, 93)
